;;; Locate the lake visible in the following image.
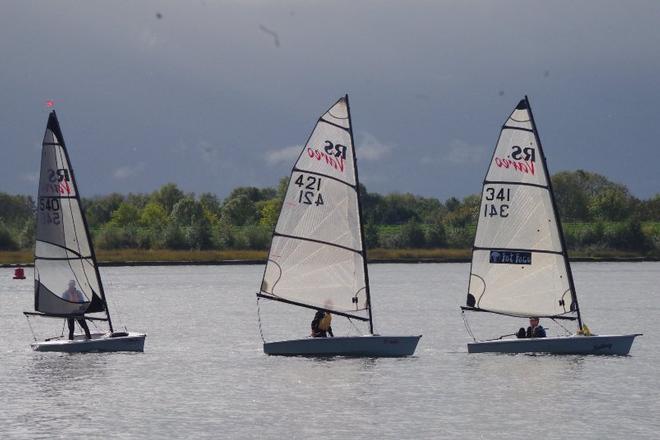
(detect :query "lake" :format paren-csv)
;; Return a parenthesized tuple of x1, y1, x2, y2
(1, 262, 658, 439)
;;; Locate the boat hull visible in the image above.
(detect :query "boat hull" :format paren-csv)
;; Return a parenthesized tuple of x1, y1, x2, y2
(467, 334, 641, 355)
(31, 332, 146, 353)
(264, 335, 421, 357)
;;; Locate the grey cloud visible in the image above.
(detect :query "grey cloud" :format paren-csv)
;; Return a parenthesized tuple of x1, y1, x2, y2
(113, 163, 146, 180)
(266, 145, 302, 165)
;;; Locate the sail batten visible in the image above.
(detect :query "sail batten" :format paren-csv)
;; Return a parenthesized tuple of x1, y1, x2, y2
(273, 233, 363, 254)
(260, 97, 369, 318)
(319, 118, 350, 132)
(483, 180, 549, 190)
(467, 98, 577, 319)
(291, 167, 356, 188)
(502, 126, 534, 133)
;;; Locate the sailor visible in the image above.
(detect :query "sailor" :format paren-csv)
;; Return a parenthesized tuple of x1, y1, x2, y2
(62, 280, 91, 340)
(526, 317, 546, 338)
(516, 317, 547, 338)
(311, 309, 334, 338)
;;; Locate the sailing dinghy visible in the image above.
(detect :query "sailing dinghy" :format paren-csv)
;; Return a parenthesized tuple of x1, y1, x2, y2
(461, 97, 640, 355)
(24, 111, 146, 353)
(257, 96, 421, 357)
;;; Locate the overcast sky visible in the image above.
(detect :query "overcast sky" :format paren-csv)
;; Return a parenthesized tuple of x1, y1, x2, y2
(1, 0, 659, 201)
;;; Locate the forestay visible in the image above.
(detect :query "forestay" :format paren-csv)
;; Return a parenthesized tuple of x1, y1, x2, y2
(34, 112, 106, 317)
(466, 99, 577, 319)
(260, 97, 369, 319)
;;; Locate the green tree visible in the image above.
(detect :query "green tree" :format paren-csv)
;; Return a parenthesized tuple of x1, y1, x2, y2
(199, 193, 222, 217)
(399, 219, 426, 248)
(444, 195, 480, 228)
(83, 193, 124, 228)
(95, 224, 138, 249)
(125, 193, 150, 210)
(425, 222, 446, 248)
(139, 202, 169, 228)
(0, 221, 18, 250)
(211, 219, 236, 249)
(258, 199, 281, 229)
(588, 187, 635, 221)
(277, 176, 290, 199)
(221, 195, 258, 226)
(638, 194, 660, 221)
(109, 202, 140, 227)
(364, 221, 380, 249)
(171, 197, 204, 226)
(153, 183, 185, 214)
(162, 223, 187, 249)
(18, 218, 36, 249)
(0, 193, 34, 227)
(445, 197, 460, 212)
(170, 198, 211, 249)
(604, 217, 653, 251)
(227, 186, 276, 203)
(552, 170, 631, 221)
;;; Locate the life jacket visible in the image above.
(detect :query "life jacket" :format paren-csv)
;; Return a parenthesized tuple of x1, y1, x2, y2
(318, 312, 332, 331)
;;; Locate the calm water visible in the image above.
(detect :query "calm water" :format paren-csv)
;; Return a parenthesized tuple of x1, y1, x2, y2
(1, 262, 658, 439)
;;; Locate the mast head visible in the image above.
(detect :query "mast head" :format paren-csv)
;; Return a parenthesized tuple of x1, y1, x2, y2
(46, 110, 65, 144)
(515, 99, 528, 110)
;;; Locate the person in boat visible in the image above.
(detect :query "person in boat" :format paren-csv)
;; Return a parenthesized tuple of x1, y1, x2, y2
(311, 309, 334, 338)
(516, 317, 547, 338)
(62, 280, 91, 340)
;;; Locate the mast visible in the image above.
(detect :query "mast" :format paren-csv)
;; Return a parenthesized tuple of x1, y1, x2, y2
(345, 94, 374, 334)
(50, 111, 114, 332)
(524, 96, 583, 330)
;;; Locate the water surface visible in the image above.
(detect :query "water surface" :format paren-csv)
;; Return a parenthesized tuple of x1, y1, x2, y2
(1, 263, 657, 439)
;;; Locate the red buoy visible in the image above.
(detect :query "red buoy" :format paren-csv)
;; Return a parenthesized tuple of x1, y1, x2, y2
(13, 267, 26, 280)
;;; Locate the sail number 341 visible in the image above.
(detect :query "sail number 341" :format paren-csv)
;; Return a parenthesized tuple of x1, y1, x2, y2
(483, 187, 510, 218)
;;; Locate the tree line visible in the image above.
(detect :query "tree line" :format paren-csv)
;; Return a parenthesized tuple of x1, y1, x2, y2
(1, 170, 658, 254)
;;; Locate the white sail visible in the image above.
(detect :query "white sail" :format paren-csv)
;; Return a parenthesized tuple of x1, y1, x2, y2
(260, 97, 369, 317)
(34, 112, 106, 316)
(466, 99, 577, 318)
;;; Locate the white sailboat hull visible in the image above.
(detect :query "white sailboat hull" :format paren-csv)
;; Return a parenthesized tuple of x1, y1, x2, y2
(264, 335, 421, 357)
(467, 334, 641, 355)
(31, 332, 146, 353)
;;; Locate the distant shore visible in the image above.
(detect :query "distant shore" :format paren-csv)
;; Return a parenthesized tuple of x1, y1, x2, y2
(1, 248, 658, 267)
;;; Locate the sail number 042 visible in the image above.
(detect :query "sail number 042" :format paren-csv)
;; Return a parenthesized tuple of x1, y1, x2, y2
(295, 174, 324, 206)
(483, 187, 510, 218)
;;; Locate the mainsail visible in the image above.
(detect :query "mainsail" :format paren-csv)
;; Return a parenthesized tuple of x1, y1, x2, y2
(259, 96, 372, 327)
(33, 111, 107, 318)
(465, 97, 581, 322)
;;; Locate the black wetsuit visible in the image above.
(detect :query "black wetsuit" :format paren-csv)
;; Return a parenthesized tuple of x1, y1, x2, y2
(517, 325, 547, 338)
(67, 317, 91, 340)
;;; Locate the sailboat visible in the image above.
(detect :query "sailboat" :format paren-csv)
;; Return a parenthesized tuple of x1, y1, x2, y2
(23, 111, 146, 352)
(461, 96, 641, 355)
(257, 95, 421, 357)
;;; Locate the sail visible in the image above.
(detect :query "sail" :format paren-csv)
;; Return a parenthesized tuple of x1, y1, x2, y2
(466, 99, 576, 318)
(34, 112, 105, 316)
(260, 97, 369, 317)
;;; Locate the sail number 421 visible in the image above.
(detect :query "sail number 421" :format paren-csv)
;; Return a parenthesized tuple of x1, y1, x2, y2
(483, 187, 510, 218)
(295, 174, 324, 206)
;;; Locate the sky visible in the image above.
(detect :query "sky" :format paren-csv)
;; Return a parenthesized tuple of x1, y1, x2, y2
(1, 0, 659, 201)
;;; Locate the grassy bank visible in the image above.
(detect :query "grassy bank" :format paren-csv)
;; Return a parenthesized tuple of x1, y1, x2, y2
(1, 247, 657, 267)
